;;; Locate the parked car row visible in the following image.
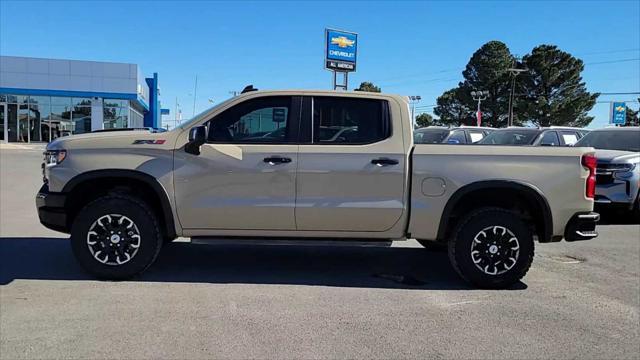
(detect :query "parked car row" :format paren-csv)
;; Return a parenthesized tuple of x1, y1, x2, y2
(414, 126, 588, 146)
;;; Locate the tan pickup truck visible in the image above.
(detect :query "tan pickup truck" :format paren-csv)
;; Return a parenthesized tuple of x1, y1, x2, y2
(36, 89, 599, 288)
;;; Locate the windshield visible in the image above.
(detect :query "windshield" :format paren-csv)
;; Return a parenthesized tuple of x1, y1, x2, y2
(575, 130, 640, 152)
(414, 129, 450, 144)
(478, 130, 539, 145)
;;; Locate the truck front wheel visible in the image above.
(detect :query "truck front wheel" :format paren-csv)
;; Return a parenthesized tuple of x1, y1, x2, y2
(448, 207, 534, 289)
(70, 195, 163, 280)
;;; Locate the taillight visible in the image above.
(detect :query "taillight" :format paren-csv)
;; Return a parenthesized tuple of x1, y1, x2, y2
(582, 154, 597, 199)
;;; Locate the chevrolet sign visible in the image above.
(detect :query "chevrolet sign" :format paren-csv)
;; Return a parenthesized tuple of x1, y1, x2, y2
(325, 28, 357, 72)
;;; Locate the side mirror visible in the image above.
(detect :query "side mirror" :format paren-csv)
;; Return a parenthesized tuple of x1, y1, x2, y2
(185, 125, 206, 155)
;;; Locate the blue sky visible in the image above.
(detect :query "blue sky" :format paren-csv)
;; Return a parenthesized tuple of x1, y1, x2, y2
(1, 0, 639, 128)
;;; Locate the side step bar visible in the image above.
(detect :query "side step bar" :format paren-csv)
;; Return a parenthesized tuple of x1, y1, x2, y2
(191, 237, 393, 248)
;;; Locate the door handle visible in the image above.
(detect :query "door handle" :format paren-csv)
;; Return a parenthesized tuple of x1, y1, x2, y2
(263, 156, 292, 165)
(371, 158, 399, 166)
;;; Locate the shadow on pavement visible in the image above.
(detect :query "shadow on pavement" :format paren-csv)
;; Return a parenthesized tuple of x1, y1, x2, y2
(0, 237, 527, 290)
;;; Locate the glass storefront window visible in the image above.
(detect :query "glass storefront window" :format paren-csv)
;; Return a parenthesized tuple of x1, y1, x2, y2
(50, 105, 73, 138)
(29, 96, 51, 105)
(17, 104, 30, 142)
(103, 106, 128, 129)
(72, 97, 92, 107)
(72, 106, 92, 134)
(4, 94, 18, 103)
(50, 96, 72, 106)
(104, 99, 128, 108)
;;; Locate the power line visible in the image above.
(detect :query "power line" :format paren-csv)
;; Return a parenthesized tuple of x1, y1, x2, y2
(597, 92, 640, 95)
(577, 48, 640, 56)
(585, 58, 640, 65)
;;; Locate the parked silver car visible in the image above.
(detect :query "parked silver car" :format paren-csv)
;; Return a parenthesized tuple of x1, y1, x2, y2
(575, 127, 640, 215)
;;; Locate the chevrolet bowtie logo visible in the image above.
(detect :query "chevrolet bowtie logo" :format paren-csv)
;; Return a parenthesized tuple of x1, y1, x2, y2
(615, 105, 625, 112)
(331, 36, 355, 48)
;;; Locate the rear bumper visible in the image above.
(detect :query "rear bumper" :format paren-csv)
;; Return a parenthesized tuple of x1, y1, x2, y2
(564, 212, 599, 241)
(36, 184, 69, 233)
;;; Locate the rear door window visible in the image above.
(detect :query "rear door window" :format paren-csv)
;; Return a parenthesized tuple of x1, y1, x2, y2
(560, 131, 579, 146)
(539, 131, 561, 146)
(446, 130, 467, 144)
(468, 130, 485, 143)
(312, 97, 390, 144)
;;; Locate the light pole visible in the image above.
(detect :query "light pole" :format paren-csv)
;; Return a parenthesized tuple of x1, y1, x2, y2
(507, 67, 526, 127)
(471, 90, 489, 126)
(409, 95, 421, 128)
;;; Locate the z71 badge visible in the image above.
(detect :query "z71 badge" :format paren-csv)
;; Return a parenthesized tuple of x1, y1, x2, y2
(133, 139, 166, 145)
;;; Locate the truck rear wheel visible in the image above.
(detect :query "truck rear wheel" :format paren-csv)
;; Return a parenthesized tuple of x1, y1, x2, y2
(70, 195, 163, 280)
(448, 207, 534, 289)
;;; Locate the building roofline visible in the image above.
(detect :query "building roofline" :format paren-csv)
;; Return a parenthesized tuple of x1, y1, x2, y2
(0, 55, 137, 67)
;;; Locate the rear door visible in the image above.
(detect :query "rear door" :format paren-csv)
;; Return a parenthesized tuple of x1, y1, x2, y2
(295, 96, 407, 232)
(174, 96, 300, 230)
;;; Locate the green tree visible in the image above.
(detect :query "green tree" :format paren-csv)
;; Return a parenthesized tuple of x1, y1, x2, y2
(354, 81, 381, 92)
(433, 88, 474, 126)
(434, 41, 516, 127)
(460, 41, 516, 127)
(415, 113, 435, 128)
(624, 104, 640, 126)
(519, 45, 598, 127)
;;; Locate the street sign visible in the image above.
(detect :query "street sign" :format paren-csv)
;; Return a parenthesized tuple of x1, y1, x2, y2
(272, 108, 286, 123)
(610, 102, 626, 125)
(325, 28, 357, 72)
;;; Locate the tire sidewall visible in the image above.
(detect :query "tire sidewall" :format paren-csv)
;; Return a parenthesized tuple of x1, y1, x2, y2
(451, 209, 534, 288)
(71, 196, 161, 280)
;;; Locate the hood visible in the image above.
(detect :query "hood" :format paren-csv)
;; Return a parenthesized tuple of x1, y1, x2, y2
(594, 149, 640, 164)
(46, 129, 180, 151)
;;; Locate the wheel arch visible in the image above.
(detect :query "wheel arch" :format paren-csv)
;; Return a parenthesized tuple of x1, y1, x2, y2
(62, 169, 177, 240)
(437, 180, 553, 243)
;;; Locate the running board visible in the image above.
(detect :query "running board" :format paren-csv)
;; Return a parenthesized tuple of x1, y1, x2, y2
(190, 237, 393, 248)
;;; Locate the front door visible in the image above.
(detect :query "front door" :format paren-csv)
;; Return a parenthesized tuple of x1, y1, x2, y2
(295, 96, 407, 232)
(174, 96, 300, 230)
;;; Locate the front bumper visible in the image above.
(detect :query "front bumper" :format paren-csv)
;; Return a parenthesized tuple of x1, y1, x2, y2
(564, 212, 599, 241)
(36, 184, 69, 233)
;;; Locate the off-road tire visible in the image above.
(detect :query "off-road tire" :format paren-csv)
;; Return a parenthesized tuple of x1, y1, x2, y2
(70, 195, 163, 280)
(448, 207, 534, 289)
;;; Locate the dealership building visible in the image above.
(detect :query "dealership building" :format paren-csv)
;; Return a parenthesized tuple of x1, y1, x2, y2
(0, 56, 161, 143)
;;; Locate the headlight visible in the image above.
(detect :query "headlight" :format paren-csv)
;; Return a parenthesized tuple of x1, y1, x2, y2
(608, 163, 636, 172)
(44, 150, 67, 166)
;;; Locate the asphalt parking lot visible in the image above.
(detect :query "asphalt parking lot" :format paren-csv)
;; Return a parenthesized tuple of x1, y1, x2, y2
(1, 145, 639, 359)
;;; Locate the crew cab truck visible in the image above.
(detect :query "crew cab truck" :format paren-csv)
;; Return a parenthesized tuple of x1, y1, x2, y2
(36, 90, 599, 289)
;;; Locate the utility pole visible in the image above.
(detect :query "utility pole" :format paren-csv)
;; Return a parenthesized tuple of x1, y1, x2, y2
(471, 90, 489, 126)
(174, 97, 179, 128)
(409, 95, 422, 128)
(507, 57, 526, 127)
(192, 75, 198, 118)
(229, 91, 238, 97)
